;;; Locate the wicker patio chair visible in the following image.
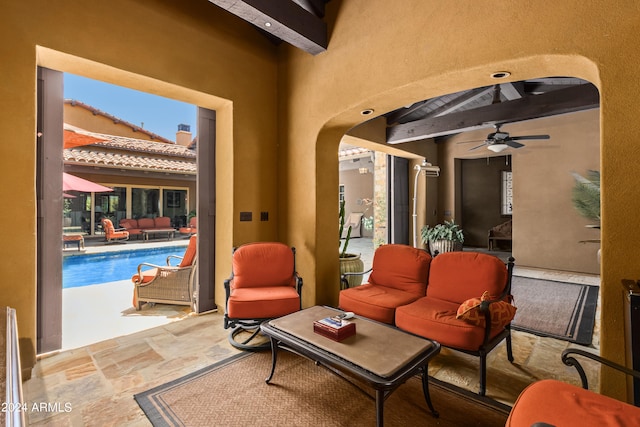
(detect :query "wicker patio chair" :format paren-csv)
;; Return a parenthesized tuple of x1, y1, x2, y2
(132, 235, 197, 310)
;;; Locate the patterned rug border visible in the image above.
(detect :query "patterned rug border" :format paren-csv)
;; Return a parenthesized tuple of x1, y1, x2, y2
(135, 351, 511, 427)
(511, 275, 599, 345)
(134, 352, 252, 427)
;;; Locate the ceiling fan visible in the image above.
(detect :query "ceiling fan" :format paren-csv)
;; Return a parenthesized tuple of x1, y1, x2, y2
(461, 124, 550, 153)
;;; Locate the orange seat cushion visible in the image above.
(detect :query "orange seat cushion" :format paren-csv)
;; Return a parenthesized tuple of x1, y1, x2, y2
(506, 379, 640, 427)
(131, 268, 158, 285)
(227, 287, 300, 319)
(137, 218, 155, 228)
(339, 283, 423, 324)
(232, 242, 296, 289)
(395, 296, 502, 350)
(154, 216, 171, 228)
(179, 235, 197, 267)
(368, 244, 431, 295)
(427, 252, 507, 304)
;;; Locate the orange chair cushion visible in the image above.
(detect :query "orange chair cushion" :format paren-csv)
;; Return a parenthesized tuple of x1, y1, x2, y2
(395, 296, 503, 350)
(227, 287, 300, 319)
(339, 283, 424, 324)
(154, 216, 171, 228)
(506, 379, 640, 427)
(456, 291, 517, 329)
(120, 219, 138, 229)
(131, 268, 158, 285)
(179, 235, 197, 267)
(231, 242, 296, 289)
(368, 244, 431, 296)
(137, 218, 155, 228)
(427, 252, 508, 304)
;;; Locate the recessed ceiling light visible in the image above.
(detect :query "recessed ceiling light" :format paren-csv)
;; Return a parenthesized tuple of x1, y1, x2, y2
(264, 22, 272, 27)
(360, 108, 375, 116)
(491, 71, 511, 79)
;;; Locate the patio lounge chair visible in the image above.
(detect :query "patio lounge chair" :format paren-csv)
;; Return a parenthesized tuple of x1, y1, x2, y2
(131, 235, 197, 310)
(223, 242, 303, 351)
(102, 218, 129, 243)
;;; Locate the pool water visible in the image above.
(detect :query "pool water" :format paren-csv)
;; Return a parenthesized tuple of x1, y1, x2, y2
(63, 246, 188, 289)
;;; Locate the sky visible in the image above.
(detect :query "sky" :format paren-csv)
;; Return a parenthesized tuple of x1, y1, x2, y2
(64, 73, 197, 142)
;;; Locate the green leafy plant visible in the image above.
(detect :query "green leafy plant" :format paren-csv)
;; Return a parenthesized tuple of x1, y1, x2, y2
(421, 219, 464, 245)
(339, 200, 352, 258)
(571, 170, 600, 224)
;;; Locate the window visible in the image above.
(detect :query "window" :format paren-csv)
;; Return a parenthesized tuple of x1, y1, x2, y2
(501, 171, 513, 215)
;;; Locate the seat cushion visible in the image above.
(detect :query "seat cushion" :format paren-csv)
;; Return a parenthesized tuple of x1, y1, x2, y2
(368, 244, 431, 296)
(137, 218, 155, 229)
(154, 216, 171, 228)
(395, 296, 504, 350)
(506, 379, 640, 427)
(227, 286, 300, 319)
(120, 219, 138, 229)
(427, 252, 507, 304)
(232, 242, 296, 288)
(179, 235, 197, 267)
(131, 268, 158, 285)
(339, 283, 423, 324)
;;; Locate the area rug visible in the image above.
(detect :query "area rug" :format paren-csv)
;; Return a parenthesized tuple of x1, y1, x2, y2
(510, 276, 599, 345)
(135, 351, 511, 427)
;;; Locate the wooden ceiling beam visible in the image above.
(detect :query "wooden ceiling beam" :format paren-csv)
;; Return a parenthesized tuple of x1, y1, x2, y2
(386, 83, 600, 144)
(208, 0, 327, 55)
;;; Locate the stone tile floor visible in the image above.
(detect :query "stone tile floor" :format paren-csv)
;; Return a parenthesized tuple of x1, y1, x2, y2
(24, 238, 601, 426)
(24, 308, 601, 426)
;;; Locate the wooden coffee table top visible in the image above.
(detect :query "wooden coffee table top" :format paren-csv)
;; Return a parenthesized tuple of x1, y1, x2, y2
(267, 305, 436, 378)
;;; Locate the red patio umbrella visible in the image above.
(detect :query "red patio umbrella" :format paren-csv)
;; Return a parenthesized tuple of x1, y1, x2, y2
(63, 173, 113, 193)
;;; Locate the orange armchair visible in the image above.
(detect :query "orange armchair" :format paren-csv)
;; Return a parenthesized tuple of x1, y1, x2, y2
(338, 244, 431, 324)
(132, 235, 197, 310)
(507, 348, 640, 426)
(395, 251, 516, 396)
(102, 218, 129, 243)
(179, 216, 197, 236)
(224, 242, 303, 351)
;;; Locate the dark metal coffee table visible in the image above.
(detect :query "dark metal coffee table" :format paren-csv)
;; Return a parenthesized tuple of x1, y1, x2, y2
(260, 305, 441, 426)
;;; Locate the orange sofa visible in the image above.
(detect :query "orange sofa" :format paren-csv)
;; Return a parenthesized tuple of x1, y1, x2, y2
(120, 217, 173, 239)
(339, 246, 516, 396)
(338, 244, 431, 324)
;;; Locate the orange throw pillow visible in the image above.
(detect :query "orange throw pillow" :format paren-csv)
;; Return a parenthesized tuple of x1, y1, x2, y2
(457, 291, 517, 329)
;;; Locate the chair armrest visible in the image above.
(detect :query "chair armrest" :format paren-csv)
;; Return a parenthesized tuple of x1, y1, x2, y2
(562, 348, 640, 390)
(167, 254, 183, 266)
(340, 268, 373, 289)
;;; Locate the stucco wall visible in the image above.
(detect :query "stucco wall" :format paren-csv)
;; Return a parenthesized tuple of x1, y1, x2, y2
(279, 0, 639, 400)
(441, 110, 600, 274)
(1, 0, 639, 401)
(1, 0, 279, 374)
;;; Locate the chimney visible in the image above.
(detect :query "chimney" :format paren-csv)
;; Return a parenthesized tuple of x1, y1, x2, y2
(176, 124, 192, 146)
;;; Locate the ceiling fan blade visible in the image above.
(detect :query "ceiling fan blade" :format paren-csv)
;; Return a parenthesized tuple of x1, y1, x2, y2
(505, 140, 525, 149)
(456, 139, 486, 145)
(468, 143, 488, 151)
(510, 134, 550, 141)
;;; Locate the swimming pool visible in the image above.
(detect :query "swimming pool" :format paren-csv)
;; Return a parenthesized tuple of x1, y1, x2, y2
(63, 246, 188, 289)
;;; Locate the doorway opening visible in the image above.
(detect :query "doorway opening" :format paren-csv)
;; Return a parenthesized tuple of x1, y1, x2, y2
(37, 67, 218, 354)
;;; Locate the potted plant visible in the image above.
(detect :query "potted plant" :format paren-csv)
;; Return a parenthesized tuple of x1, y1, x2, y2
(571, 170, 601, 262)
(63, 198, 72, 227)
(339, 200, 364, 288)
(421, 219, 464, 256)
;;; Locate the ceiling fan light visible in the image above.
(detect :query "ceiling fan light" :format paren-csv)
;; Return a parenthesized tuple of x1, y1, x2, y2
(487, 144, 508, 153)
